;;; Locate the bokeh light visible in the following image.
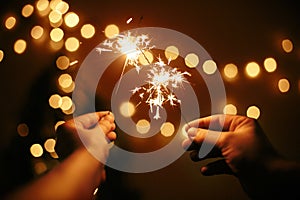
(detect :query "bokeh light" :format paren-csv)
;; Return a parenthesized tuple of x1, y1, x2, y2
(138, 51, 153, 65)
(50, 28, 64, 42)
(5, 16, 16, 30)
(165, 45, 179, 61)
(65, 37, 80, 52)
(264, 57, 277, 73)
(22, 4, 34, 18)
(61, 81, 75, 93)
(55, 1, 69, 14)
(49, 10, 62, 26)
(14, 39, 27, 54)
(120, 101, 135, 117)
(30, 144, 43, 157)
(36, 0, 50, 14)
(136, 119, 150, 134)
(160, 122, 175, 137)
(58, 73, 73, 88)
(60, 96, 73, 111)
(223, 104, 237, 115)
(34, 161, 47, 175)
(64, 12, 79, 28)
(44, 138, 56, 153)
(81, 24, 96, 39)
(54, 121, 65, 131)
(104, 24, 119, 39)
(282, 39, 293, 53)
(223, 63, 238, 79)
(49, 94, 62, 109)
(245, 62, 260, 78)
(246, 105, 260, 119)
(202, 60, 217, 75)
(0, 50, 4, 62)
(17, 123, 29, 137)
(50, 0, 62, 10)
(31, 25, 44, 40)
(278, 78, 290, 93)
(56, 55, 70, 70)
(185, 53, 199, 68)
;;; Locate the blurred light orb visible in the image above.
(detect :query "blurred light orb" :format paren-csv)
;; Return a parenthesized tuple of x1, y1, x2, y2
(120, 101, 135, 117)
(49, 94, 62, 109)
(14, 39, 27, 54)
(54, 121, 65, 131)
(81, 24, 95, 39)
(50, 28, 64, 42)
(104, 24, 119, 39)
(245, 62, 260, 78)
(65, 37, 80, 52)
(246, 105, 260, 119)
(50, 0, 62, 10)
(31, 25, 44, 40)
(22, 4, 34, 18)
(203, 60, 217, 75)
(64, 12, 79, 28)
(282, 39, 293, 53)
(223, 104, 237, 115)
(224, 63, 238, 79)
(44, 138, 56, 153)
(5, 16, 16, 30)
(58, 73, 72, 88)
(17, 123, 29, 137)
(61, 81, 75, 93)
(60, 96, 73, 111)
(34, 161, 47, 174)
(136, 119, 151, 134)
(36, 0, 49, 12)
(56, 55, 70, 70)
(185, 53, 199, 68)
(264, 57, 277, 73)
(30, 144, 44, 157)
(55, 1, 69, 14)
(138, 50, 153, 65)
(160, 122, 175, 137)
(0, 50, 4, 62)
(49, 10, 62, 24)
(278, 78, 290, 93)
(165, 45, 179, 61)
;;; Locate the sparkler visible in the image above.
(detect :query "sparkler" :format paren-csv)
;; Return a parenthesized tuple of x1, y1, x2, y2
(97, 29, 191, 119)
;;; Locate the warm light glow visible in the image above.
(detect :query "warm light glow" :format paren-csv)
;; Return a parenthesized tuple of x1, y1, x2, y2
(224, 63, 238, 79)
(55, 1, 69, 14)
(49, 94, 62, 109)
(50, 40, 64, 51)
(60, 96, 73, 111)
(223, 104, 237, 115)
(62, 104, 75, 115)
(165, 45, 179, 61)
(30, 144, 43, 157)
(245, 62, 260, 78)
(246, 105, 260, 119)
(14, 39, 27, 54)
(44, 138, 56, 153)
(49, 10, 62, 24)
(50, 0, 62, 10)
(0, 50, 4, 62)
(264, 57, 277, 72)
(185, 53, 199, 68)
(138, 51, 153, 65)
(160, 122, 175, 137)
(136, 119, 150, 134)
(126, 17, 133, 24)
(282, 39, 293, 53)
(278, 78, 290, 93)
(64, 12, 79, 28)
(5, 16, 16, 30)
(22, 4, 34, 17)
(120, 101, 135, 117)
(50, 152, 59, 159)
(36, 0, 49, 12)
(81, 24, 95, 39)
(203, 60, 217, 75)
(56, 55, 70, 70)
(104, 24, 120, 39)
(54, 121, 65, 131)
(17, 123, 29, 137)
(65, 37, 80, 52)
(50, 28, 64, 42)
(61, 81, 75, 93)
(58, 73, 72, 88)
(31, 26, 44, 40)
(34, 161, 47, 174)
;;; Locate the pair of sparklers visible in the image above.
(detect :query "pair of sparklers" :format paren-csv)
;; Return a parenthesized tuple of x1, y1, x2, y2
(96, 28, 191, 120)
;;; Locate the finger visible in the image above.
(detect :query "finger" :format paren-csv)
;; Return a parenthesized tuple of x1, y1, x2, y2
(182, 139, 200, 151)
(106, 131, 117, 141)
(189, 147, 222, 161)
(99, 111, 115, 123)
(98, 120, 114, 134)
(75, 112, 103, 129)
(200, 159, 234, 176)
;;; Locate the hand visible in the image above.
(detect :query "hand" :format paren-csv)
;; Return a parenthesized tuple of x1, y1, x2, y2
(182, 114, 300, 199)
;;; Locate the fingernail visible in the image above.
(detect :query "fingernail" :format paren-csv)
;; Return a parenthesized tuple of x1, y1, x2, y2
(187, 127, 198, 137)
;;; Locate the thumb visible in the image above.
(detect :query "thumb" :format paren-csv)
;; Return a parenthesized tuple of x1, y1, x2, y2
(201, 159, 234, 176)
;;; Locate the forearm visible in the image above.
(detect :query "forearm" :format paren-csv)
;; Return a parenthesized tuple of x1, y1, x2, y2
(7, 148, 103, 200)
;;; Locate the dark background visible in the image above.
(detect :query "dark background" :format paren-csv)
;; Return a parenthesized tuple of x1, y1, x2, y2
(0, 0, 299, 199)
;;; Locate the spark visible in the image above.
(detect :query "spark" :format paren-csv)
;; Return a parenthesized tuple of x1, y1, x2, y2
(126, 17, 133, 24)
(132, 57, 191, 119)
